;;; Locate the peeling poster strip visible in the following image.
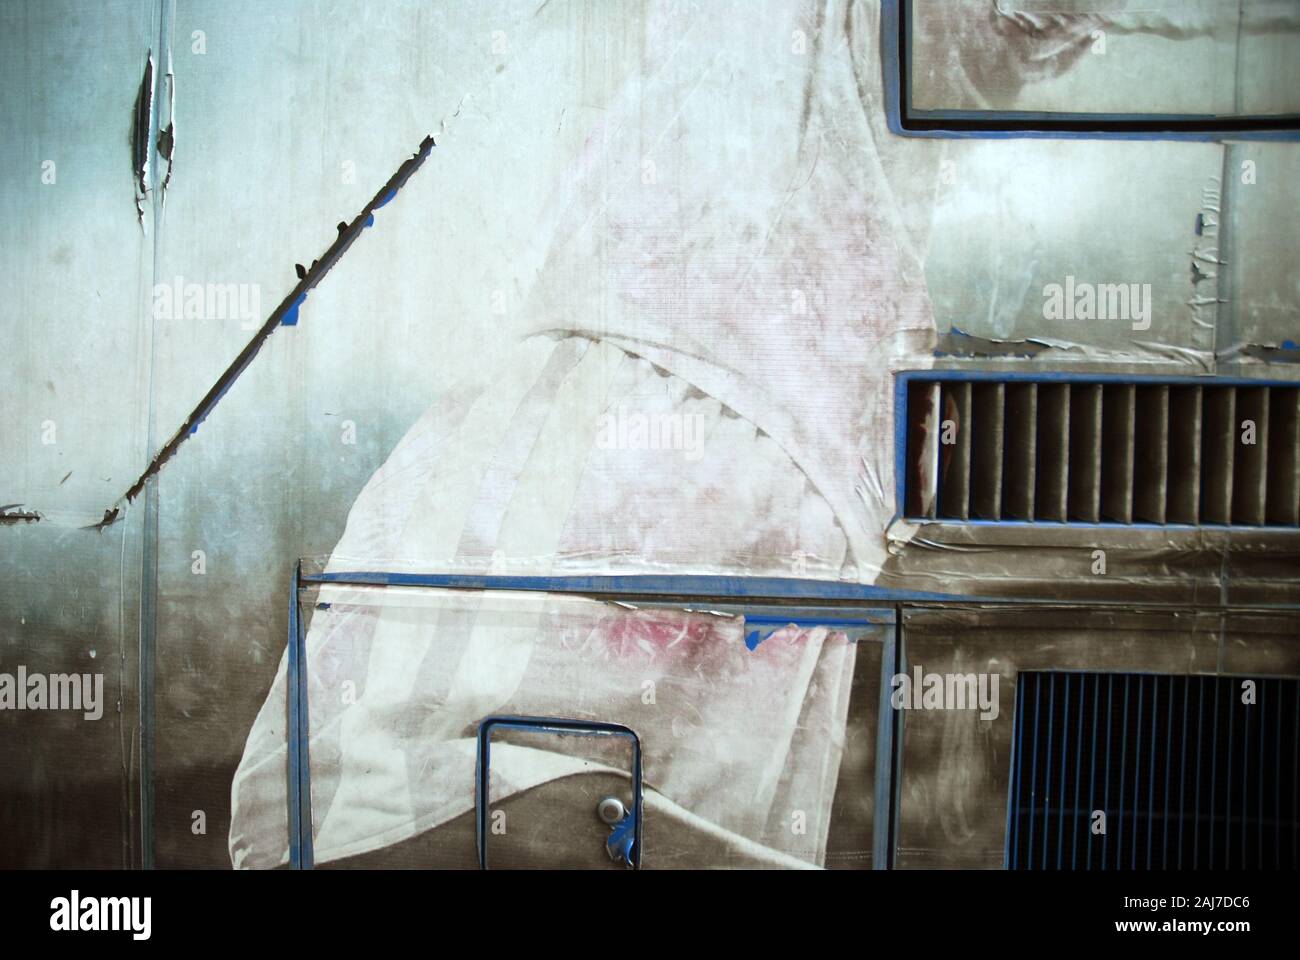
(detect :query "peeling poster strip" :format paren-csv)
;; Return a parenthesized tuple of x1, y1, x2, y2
(0, 504, 42, 524)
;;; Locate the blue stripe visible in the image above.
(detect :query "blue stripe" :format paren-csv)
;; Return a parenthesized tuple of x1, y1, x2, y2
(1117, 676, 1129, 870)
(873, 623, 899, 870)
(1130, 676, 1143, 868)
(1103, 675, 1114, 870)
(1225, 681, 1236, 868)
(1153, 677, 1166, 869)
(898, 370, 1300, 388)
(1042, 675, 1055, 869)
(1241, 684, 1251, 867)
(1087, 675, 1100, 870)
(1007, 673, 1026, 869)
(1194, 678, 1205, 869)
(287, 563, 301, 870)
(1027, 674, 1041, 870)
(1178, 676, 1190, 869)
(1057, 674, 1069, 870)
(302, 571, 971, 604)
(295, 576, 314, 870)
(1071, 674, 1085, 870)
(1209, 679, 1221, 868)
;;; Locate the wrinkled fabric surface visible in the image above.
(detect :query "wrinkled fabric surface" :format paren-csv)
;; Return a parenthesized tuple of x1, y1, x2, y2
(231, 584, 856, 868)
(230, 0, 1180, 868)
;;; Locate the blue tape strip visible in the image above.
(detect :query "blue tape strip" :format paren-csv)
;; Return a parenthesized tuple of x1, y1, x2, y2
(743, 613, 890, 651)
(605, 812, 636, 864)
(281, 292, 307, 327)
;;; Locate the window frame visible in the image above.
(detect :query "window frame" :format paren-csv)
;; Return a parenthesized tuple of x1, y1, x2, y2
(882, 0, 1300, 141)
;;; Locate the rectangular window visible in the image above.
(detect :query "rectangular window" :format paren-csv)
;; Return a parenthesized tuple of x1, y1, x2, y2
(1007, 671, 1300, 869)
(887, 0, 1300, 138)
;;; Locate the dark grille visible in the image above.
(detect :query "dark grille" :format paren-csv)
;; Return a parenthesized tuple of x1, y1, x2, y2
(1007, 672, 1300, 870)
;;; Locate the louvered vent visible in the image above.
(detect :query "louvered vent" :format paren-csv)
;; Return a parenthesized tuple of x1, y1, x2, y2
(903, 377, 1300, 526)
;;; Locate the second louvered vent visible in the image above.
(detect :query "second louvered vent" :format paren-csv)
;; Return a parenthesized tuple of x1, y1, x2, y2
(904, 377, 1300, 526)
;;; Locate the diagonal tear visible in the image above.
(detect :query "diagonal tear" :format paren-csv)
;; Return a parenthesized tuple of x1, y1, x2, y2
(131, 50, 154, 226)
(94, 134, 438, 527)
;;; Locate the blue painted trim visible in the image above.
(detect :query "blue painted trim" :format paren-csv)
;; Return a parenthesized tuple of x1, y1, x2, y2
(1102, 675, 1114, 868)
(1009, 666, 1300, 680)
(1056, 674, 1069, 869)
(300, 570, 974, 604)
(475, 716, 643, 870)
(1071, 675, 1086, 870)
(890, 621, 906, 867)
(1222, 680, 1235, 868)
(1042, 674, 1056, 869)
(1117, 675, 1130, 868)
(894, 369, 911, 533)
(872, 617, 898, 870)
(287, 561, 302, 870)
(744, 612, 891, 651)
(1027, 674, 1041, 869)
(296, 569, 314, 870)
(882, 0, 1300, 141)
(1005, 673, 1024, 869)
(901, 369, 1300, 387)
(1148, 678, 1160, 869)
(1164, 676, 1178, 869)
(1087, 675, 1100, 870)
(742, 613, 893, 628)
(287, 561, 315, 869)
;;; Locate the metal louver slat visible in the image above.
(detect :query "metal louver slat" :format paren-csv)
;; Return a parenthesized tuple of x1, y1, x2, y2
(1266, 387, 1300, 525)
(1133, 384, 1170, 523)
(1035, 383, 1070, 522)
(1201, 386, 1237, 525)
(1003, 382, 1037, 520)
(1068, 384, 1103, 523)
(970, 382, 1005, 520)
(1233, 387, 1270, 526)
(939, 381, 972, 520)
(1166, 385, 1203, 524)
(1101, 384, 1136, 523)
(905, 381, 942, 519)
(941, 377, 972, 520)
